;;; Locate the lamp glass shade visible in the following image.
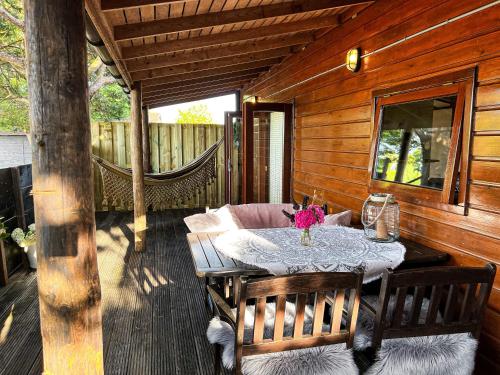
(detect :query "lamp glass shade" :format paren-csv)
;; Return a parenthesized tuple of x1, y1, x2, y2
(346, 48, 360, 72)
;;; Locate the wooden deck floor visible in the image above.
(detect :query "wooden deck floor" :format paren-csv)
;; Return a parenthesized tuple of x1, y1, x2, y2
(0, 210, 221, 375)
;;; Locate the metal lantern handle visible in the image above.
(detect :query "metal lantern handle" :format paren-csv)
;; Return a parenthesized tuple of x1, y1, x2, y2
(361, 194, 391, 228)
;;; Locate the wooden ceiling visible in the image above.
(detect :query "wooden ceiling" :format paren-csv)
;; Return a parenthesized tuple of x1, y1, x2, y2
(85, 0, 373, 108)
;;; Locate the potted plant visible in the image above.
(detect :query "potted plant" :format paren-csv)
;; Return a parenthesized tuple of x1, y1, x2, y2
(0, 217, 9, 241)
(11, 224, 37, 269)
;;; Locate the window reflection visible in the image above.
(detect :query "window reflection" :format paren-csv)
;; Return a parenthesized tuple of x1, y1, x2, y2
(373, 96, 457, 190)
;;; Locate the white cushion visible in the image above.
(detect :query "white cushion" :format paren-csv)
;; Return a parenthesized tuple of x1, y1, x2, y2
(183, 204, 243, 232)
(207, 302, 358, 375)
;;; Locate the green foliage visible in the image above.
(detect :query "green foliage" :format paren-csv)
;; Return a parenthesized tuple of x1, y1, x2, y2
(0, 99, 28, 131)
(0, 217, 10, 240)
(176, 104, 213, 124)
(0, 0, 27, 131)
(90, 83, 130, 122)
(376, 129, 424, 185)
(0, 0, 130, 132)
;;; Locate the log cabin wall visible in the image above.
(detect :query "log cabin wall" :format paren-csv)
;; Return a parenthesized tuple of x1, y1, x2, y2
(244, 0, 500, 371)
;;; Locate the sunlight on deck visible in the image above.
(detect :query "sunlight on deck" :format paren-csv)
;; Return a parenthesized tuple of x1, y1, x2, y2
(0, 305, 14, 345)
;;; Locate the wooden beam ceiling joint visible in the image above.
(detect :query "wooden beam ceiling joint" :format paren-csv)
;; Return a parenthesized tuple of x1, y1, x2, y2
(120, 15, 340, 60)
(113, 0, 370, 41)
(101, 0, 192, 11)
(126, 33, 314, 73)
(133, 49, 288, 81)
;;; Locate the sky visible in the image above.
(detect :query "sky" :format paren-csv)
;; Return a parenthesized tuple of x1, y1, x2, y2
(150, 93, 236, 124)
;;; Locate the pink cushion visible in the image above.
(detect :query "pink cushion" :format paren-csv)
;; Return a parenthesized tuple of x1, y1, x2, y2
(184, 204, 243, 232)
(231, 203, 294, 229)
(322, 210, 352, 227)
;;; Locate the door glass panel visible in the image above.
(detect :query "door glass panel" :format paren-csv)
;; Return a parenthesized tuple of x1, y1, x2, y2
(269, 112, 285, 203)
(230, 116, 242, 205)
(252, 111, 285, 203)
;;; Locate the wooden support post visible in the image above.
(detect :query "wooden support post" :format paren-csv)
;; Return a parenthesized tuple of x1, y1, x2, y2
(142, 105, 151, 173)
(131, 82, 147, 252)
(24, 0, 104, 374)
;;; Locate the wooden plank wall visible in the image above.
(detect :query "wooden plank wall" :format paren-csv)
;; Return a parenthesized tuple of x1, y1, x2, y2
(91, 122, 225, 211)
(245, 0, 500, 371)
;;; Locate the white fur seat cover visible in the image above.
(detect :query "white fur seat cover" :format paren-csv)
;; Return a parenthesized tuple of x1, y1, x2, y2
(207, 302, 358, 375)
(355, 295, 478, 375)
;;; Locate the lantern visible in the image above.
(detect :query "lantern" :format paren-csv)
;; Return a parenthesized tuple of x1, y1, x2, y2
(362, 193, 400, 242)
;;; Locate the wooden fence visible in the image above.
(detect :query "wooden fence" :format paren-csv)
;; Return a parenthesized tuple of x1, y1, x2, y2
(91, 122, 225, 211)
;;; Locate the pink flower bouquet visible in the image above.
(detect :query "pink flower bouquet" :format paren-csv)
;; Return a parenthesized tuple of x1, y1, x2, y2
(294, 205, 325, 246)
(295, 204, 325, 229)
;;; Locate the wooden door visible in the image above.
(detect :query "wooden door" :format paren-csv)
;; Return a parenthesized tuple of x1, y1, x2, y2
(242, 102, 293, 204)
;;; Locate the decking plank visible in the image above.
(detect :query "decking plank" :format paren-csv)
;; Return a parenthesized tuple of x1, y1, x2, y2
(127, 213, 155, 375)
(98, 212, 131, 360)
(152, 211, 177, 375)
(170, 210, 202, 374)
(0, 210, 219, 375)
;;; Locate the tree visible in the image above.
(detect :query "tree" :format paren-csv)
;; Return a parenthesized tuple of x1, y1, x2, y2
(90, 83, 130, 122)
(176, 104, 213, 124)
(0, 0, 129, 132)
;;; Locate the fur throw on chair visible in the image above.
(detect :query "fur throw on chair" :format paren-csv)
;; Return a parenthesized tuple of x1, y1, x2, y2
(355, 295, 478, 375)
(207, 302, 358, 375)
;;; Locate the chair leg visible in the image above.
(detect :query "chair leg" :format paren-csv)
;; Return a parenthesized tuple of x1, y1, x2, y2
(205, 277, 215, 315)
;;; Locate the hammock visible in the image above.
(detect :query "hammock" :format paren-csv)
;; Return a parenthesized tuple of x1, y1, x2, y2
(93, 138, 223, 210)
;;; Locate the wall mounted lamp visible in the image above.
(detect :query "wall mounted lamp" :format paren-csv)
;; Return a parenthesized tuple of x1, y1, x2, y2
(346, 48, 361, 72)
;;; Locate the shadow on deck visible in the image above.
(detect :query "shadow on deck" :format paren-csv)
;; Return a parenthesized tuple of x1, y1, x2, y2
(0, 210, 221, 375)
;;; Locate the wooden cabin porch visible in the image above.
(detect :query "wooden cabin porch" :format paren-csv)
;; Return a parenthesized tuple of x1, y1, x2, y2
(0, 210, 227, 375)
(3, 0, 498, 374)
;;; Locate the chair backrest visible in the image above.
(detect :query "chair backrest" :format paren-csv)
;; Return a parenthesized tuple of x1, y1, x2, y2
(234, 271, 364, 374)
(371, 263, 496, 349)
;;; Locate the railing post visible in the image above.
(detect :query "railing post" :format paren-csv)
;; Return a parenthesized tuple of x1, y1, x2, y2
(10, 167, 26, 229)
(131, 82, 147, 252)
(24, 0, 104, 373)
(0, 240, 7, 286)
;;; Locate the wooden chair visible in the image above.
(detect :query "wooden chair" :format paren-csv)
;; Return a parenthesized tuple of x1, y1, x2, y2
(208, 271, 364, 375)
(361, 263, 496, 349)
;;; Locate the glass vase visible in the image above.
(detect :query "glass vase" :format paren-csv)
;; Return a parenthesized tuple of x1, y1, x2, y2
(300, 228, 312, 246)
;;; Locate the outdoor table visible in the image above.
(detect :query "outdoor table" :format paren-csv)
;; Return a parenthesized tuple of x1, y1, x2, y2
(187, 226, 449, 281)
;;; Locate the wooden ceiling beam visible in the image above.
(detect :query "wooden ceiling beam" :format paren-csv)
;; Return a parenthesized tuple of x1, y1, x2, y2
(114, 0, 370, 41)
(121, 15, 339, 60)
(148, 90, 238, 109)
(142, 68, 267, 94)
(101, 0, 193, 11)
(143, 78, 252, 100)
(142, 58, 278, 88)
(127, 33, 313, 73)
(133, 48, 288, 81)
(145, 87, 241, 106)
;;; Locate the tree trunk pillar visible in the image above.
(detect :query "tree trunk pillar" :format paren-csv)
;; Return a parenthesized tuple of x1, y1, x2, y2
(24, 0, 104, 373)
(142, 106, 151, 173)
(131, 82, 147, 252)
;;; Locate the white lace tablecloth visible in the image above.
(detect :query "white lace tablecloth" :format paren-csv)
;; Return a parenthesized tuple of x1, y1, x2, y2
(213, 226, 406, 283)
